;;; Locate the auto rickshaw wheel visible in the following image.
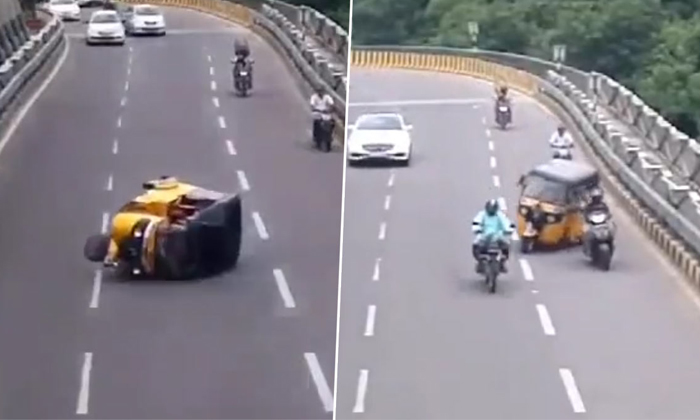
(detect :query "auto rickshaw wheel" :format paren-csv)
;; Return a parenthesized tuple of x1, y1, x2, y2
(521, 238, 535, 254)
(84, 234, 110, 262)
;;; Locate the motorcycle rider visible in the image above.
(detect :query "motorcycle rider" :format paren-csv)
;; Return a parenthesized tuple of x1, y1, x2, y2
(472, 199, 514, 273)
(584, 188, 610, 218)
(232, 37, 253, 88)
(549, 125, 574, 149)
(310, 86, 335, 147)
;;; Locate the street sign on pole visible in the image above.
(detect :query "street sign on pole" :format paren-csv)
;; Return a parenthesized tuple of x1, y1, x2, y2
(468, 21, 479, 45)
(553, 44, 567, 62)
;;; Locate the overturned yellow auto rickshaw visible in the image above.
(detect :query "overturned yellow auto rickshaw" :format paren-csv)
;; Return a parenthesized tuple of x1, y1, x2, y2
(83, 176, 242, 280)
(516, 159, 600, 253)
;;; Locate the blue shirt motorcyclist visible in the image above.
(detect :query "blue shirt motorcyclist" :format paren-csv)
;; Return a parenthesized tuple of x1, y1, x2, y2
(472, 199, 514, 273)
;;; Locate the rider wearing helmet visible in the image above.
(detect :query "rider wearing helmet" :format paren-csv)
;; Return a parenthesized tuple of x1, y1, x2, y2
(549, 125, 574, 149)
(584, 188, 609, 217)
(472, 199, 514, 273)
(232, 37, 253, 87)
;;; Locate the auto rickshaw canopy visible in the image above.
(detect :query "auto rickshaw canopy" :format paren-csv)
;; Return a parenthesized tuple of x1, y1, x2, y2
(520, 159, 599, 205)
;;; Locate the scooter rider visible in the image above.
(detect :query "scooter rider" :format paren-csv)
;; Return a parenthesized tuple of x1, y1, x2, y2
(232, 37, 253, 88)
(494, 82, 511, 121)
(549, 125, 574, 149)
(472, 199, 514, 273)
(310, 86, 335, 145)
(584, 188, 610, 218)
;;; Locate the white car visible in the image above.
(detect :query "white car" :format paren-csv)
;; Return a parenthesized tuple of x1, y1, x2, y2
(347, 112, 413, 166)
(47, 0, 81, 21)
(125, 4, 166, 36)
(86, 11, 125, 45)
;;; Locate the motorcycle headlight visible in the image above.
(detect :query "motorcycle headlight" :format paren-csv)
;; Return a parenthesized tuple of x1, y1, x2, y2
(519, 207, 528, 215)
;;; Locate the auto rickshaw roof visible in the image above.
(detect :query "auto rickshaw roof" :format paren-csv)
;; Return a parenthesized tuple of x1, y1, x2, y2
(528, 159, 599, 186)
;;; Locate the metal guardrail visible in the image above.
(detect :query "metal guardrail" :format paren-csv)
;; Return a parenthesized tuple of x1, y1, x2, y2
(0, 8, 65, 123)
(351, 47, 700, 283)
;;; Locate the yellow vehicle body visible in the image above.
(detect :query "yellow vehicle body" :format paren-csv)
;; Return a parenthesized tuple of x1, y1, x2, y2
(103, 177, 199, 275)
(517, 160, 599, 248)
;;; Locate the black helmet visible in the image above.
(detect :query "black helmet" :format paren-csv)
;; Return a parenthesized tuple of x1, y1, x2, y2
(485, 199, 499, 215)
(590, 188, 603, 204)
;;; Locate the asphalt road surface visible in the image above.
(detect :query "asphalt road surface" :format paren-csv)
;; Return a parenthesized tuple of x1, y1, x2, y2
(0, 6, 341, 419)
(336, 68, 700, 419)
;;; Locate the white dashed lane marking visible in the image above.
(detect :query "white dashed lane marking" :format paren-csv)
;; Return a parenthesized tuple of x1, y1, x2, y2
(535, 304, 556, 336)
(492, 175, 500, 188)
(212, 97, 220, 108)
(112, 139, 118, 154)
(372, 258, 381, 281)
(236, 170, 250, 191)
(364, 305, 377, 336)
(218, 116, 226, 129)
(226, 140, 236, 155)
(89, 270, 102, 309)
(105, 175, 113, 191)
(76, 352, 93, 415)
(100, 212, 110, 234)
(304, 353, 334, 413)
(252, 212, 269, 240)
(559, 368, 586, 413)
(378, 222, 387, 240)
(519, 258, 534, 281)
(272, 268, 295, 308)
(352, 369, 369, 413)
(384, 195, 391, 210)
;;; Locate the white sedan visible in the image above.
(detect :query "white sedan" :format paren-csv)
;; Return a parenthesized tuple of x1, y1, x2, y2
(47, 0, 81, 21)
(85, 10, 125, 45)
(125, 4, 167, 36)
(346, 112, 413, 166)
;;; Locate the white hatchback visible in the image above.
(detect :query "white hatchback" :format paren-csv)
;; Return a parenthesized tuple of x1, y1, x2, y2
(86, 10, 125, 45)
(126, 4, 166, 36)
(347, 112, 413, 166)
(48, 0, 81, 21)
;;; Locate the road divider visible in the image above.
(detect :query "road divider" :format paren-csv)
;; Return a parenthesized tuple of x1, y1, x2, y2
(351, 46, 700, 295)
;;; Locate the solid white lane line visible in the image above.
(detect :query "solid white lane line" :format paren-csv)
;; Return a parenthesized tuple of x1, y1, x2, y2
(364, 305, 377, 336)
(211, 80, 217, 91)
(120, 97, 127, 107)
(372, 258, 381, 281)
(0, 35, 70, 156)
(100, 212, 110, 234)
(76, 352, 93, 414)
(272, 269, 295, 308)
(304, 353, 334, 412)
(519, 258, 534, 281)
(536, 304, 556, 336)
(252, 212, 269, 240)
(236, 170, 250, 191)
(89, 270, 102, 309)
(486, 128, 492, 137)
(387, 172, 395, 187)
(559, 368, 586, 413)
(493, 175, 501, 188)
(384, 195, 391, 210)
(105, 175, 113, 191)
(497, 197, 507, 211)
(209, 66, 214, 76)
(218, 116, 226, 129)
(378, 222, 387, 240)
(490, 156, 497, 169)
(226, 140, 236, 155)
(116, 117, 122, 128)
(352, 369, 369, 413)
(112, 139, 118, 154)
(212, 97, 220, 108)
(488, 141, 494, 151)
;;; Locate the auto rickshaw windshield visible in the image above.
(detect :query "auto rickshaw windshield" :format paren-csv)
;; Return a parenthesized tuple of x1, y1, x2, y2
(522, 176, 568, 205)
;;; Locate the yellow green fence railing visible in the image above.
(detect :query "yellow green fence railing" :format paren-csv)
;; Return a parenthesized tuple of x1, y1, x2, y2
(351, 49, 538, 96)
(119, 0, 252, 27)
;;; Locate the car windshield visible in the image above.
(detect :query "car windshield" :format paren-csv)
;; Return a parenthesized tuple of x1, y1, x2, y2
(356, 115, 403, 130)
(522, 176, 568, 204)
(135, 6, 160, 15)
(92, 13, 119, 23)
(52, 0, 75, 4)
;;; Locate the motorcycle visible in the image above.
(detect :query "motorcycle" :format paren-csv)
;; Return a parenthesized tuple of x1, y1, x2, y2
(521, 206, 546, 253)
(583, 211, 615, 270)
(495, 102, 511, 130)
(478, 243, 503, 294)
(231, 59, 253, 96)
(313, 111, 334, 152)
(552, 145, 573, 160)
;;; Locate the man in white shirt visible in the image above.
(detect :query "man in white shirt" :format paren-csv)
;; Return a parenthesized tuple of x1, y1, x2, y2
(310, 87, 335, 147)
(549, 125, 574, 148)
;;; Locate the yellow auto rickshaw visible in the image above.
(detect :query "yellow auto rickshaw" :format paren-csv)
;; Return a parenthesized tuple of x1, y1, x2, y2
(516, 159, 600, 253)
